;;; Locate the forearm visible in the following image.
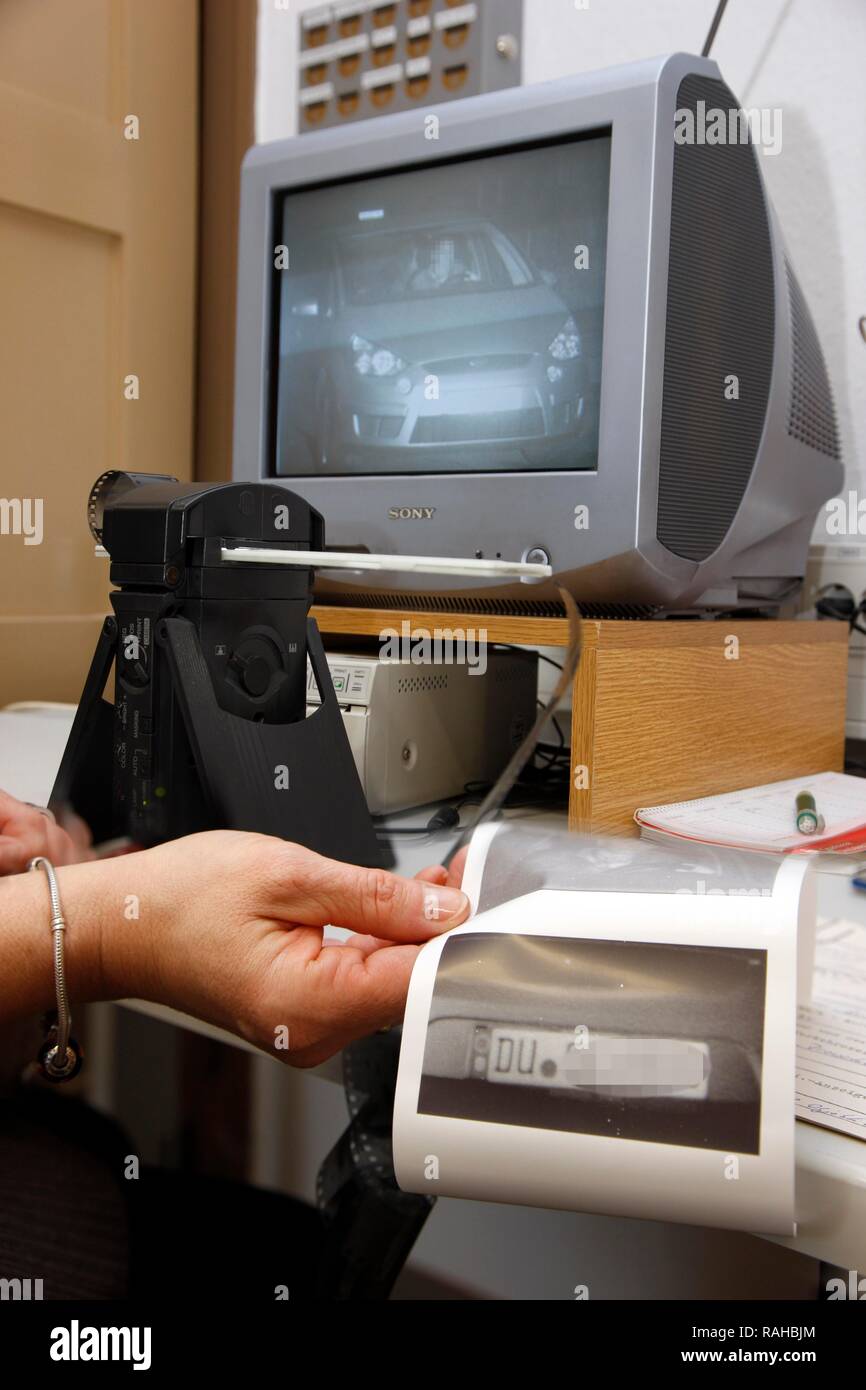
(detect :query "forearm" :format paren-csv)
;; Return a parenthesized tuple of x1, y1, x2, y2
(0, 854, 162, 1023)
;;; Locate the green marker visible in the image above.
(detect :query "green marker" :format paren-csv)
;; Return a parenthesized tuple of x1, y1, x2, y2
(795, 791, 824, 835)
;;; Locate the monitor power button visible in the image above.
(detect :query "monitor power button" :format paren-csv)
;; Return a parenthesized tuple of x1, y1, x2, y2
(523, 547, 550, 567)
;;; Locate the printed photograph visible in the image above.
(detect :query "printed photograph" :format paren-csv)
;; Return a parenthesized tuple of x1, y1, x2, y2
(419, 933, 767, 1153)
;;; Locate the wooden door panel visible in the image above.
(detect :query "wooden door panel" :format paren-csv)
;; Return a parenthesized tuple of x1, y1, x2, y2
(0, 0, 116, 118)
(0, 0, 197, 704)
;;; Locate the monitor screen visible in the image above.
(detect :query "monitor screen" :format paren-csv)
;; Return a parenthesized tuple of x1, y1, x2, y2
(272, 131, 611, 477)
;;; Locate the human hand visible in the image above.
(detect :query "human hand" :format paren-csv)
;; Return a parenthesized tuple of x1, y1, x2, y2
(73, 832, 470, 1067)
(0, 789, 93, 875)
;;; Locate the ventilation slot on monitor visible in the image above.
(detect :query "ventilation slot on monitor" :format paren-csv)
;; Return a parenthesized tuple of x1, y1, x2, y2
(657, 76, 775, 563)
(785, 260, 841, 460)
(316, 592, 661, 619)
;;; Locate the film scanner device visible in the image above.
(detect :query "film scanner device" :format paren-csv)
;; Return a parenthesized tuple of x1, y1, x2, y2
(51, 471, 383, 865)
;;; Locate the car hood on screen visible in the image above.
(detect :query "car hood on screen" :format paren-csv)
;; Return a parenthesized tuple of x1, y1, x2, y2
(342, 284, 570, 362)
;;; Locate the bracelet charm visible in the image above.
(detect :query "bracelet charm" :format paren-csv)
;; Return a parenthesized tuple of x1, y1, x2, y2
(27, 856, 84, 1084)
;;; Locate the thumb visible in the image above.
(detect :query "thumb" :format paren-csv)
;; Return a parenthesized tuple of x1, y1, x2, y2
(286, 856, 471, 943)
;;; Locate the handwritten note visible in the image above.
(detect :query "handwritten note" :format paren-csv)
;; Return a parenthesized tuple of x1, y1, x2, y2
(796, 919, 866, 1141)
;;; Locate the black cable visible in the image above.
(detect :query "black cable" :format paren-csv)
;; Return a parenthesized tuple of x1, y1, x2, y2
(542, 717, 569, 761)
(375, 757, 572, 840)
(534, 652, 564, 673)
(736, 579, 803, 605)
(376, 669, 574, 843)
(492, 645, 570, 769)
(493, 642, 563, 674)
(532, 700, 560, 770)
(702, 0, 730, 57)
(441, 590, 582, 870)
(375, 804, 461, 838)
(814, 592, 866, 640)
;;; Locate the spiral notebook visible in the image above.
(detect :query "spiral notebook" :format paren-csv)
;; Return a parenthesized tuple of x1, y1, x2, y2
(635, 772, 866, 861)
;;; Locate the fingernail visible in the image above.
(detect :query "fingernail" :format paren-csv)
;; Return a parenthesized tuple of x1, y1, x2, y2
(420, 885, 469, 928)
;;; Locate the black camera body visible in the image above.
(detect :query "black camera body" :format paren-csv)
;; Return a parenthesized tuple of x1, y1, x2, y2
(52, 474, 383, 865)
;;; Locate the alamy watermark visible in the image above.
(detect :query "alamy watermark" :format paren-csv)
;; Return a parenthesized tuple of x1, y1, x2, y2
(0, 497, 43, 545)
(379, 620, 488, 676)
(50, 1320, 151, 1371)
(674, 101, 783, 157)
(675, 879, 772, 899)
(823, 491, 866, 536)
(0, 1276, 43, 1300)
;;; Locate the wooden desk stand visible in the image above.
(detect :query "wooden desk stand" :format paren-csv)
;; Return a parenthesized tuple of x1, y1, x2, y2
(311, 606, 848, 837)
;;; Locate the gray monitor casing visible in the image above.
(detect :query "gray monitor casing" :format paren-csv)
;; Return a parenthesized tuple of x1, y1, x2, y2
(233, 52, 842, 613)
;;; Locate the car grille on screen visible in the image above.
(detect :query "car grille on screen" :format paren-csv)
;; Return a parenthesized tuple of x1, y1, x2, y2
(354, 414, 405, 440)
(411, 408, 545, 444)
(426, 354, 535, 375)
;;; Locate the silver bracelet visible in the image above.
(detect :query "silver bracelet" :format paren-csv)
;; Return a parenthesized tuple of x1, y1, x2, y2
(27, 856, 83, 1082)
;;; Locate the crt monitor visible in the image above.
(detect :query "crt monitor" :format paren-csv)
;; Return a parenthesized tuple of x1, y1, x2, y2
(233, 53, 842, 614)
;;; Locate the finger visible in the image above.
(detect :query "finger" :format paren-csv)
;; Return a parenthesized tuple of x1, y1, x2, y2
(0, 818, 51, 868)
(445, 845, 469, 890)
(0, 810, 92, 872)
(3, 813, 83, 869)
(331, 940, 422, 1030)
(55, 807, 94, 860)
(337, 931, 429, 962)
(0, 804, 50, 843)
(44, 822, 83, 867)
(0, 836, 33, 875)
(339, 932, 392, 957)
(0, 793, 54, 836)
(415, 864, 449, 886)
(0, 822, 74, 874)
(297, 940, 421, 1054)
(282, 854, 470, 943)
(0, 789, 30, 828)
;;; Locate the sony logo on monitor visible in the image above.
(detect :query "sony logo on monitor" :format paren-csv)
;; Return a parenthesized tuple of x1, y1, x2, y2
(388, 507, 437, 521)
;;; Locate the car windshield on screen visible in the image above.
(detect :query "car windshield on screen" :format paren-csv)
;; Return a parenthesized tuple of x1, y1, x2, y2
(338, 224, 537, 304)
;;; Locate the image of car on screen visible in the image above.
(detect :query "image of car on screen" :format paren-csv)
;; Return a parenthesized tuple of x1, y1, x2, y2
(277, 218, 593, 475)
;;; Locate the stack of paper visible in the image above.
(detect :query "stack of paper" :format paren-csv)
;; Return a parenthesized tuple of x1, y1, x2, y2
(797, 920, 866, 1142)
(635, 772, 866, 864)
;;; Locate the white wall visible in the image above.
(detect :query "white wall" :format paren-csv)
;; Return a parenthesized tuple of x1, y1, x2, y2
(256, 0, 302, 145)
(523, 0, 866, 526)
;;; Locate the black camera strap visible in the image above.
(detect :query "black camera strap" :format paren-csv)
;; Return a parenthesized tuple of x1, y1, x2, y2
(315, 1030, 434, 1301)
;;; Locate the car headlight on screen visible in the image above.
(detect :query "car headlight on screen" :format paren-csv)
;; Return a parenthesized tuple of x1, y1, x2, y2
(351, 334, 407, 377)
(548, 317, 581, 361)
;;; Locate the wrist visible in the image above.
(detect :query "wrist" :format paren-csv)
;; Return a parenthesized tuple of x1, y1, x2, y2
(53, 852, 165, 1007)
(1, 859, 121, 1021)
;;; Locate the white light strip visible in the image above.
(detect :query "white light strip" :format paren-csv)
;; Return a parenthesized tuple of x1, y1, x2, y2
(302, 7, 333, 31)
(334, 0, 375, 18)
(299, 82, 334, 105)
(299, 33, 369, 65)
(406, 16, 432, 37)
(220, 547, 553, 580)
(335, 32, 369, 56)
(371, 25, 398, 46)
(406, 56, 432, 78)
(361, 63, 403, 89)
(435, 3, 478, 29)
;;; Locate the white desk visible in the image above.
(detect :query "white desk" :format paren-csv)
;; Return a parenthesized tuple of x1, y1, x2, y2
(3, 705, 865, 1270)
